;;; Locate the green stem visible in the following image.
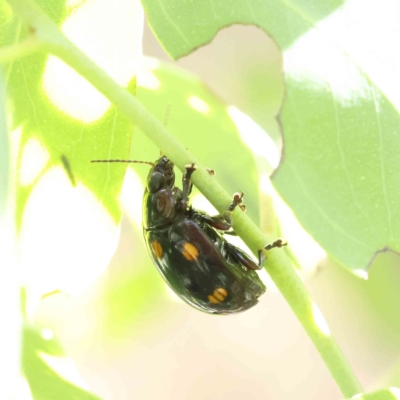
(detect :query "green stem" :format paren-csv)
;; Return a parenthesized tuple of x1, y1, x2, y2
(0, 36, 43, 65)
(5, 0, 363, 397)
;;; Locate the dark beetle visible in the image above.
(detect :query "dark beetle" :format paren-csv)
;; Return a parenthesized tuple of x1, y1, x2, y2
(92, 156, 286, 314)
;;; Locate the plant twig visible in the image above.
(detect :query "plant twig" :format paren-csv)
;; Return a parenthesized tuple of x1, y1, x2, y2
(0, 36, 43, 65)
(4, 0, 363, 396)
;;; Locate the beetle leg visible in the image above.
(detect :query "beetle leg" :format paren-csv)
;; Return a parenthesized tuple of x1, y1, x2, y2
(180, 164, 215, 211)
(227, 192, 244, 212)
(224, 241, 259, 271)
(221, 191, 245, 226)
(258, 238, 288, 267)
(194, 214, 232, 230)
(193, 192, 245, 231)
(221, 241, 266, 297)
(179, 163, 197, 211)
(222, 230, 238, 236)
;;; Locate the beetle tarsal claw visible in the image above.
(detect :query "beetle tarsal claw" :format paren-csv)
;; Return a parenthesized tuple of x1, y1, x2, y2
(185, 163, 197, 171)
(233, 191, 244, 203)
(258, 238, 288, 267)
(265, 238, 288, 250)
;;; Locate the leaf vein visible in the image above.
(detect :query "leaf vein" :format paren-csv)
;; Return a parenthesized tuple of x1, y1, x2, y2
(372, 87, 394, 242)
(155, 0, 191, 47)
(287, 162, 371, 250)
(329, 81, 376, 235)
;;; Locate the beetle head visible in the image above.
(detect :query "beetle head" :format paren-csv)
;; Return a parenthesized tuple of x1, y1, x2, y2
(147, 156, 175, 192)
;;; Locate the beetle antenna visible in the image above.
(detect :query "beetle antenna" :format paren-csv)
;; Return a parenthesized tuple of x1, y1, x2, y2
(91, 159, 155, 167)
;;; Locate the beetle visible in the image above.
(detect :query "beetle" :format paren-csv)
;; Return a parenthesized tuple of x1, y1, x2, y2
(92, 156, 286, 314)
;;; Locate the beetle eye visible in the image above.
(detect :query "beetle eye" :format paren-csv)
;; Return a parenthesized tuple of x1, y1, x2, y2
(147, 171, 164, 192)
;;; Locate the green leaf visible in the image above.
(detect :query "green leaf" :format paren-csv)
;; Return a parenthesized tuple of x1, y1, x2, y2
(141, 1, 400, 273)
(2, 1, 364, 395)
(23, 323, 102, 400)
(141, 0, 345, 59)
(273, 4, 400, 272)
(0, 0, 14, 46)
(8, 0, 136, 228)
(0, 67, 8, 217)
(346, 388, 400, 400)
(274, 76, 400, 272)
(134, 59, 260, 223)
(7, 0, 143, 302)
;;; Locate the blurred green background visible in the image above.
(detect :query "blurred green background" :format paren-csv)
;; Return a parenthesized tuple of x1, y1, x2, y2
(29, 21, 400, 400)
(3, 0, 399, 398)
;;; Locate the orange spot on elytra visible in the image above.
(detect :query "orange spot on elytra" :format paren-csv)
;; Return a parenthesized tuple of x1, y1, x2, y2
(151, 240, 163, 258)
(182, 242, 199, 261)
(208, 295, 220, 304)
(216, 287, 228, 297)
(208, 288, 228, 304)
(213, 291, 225, 301)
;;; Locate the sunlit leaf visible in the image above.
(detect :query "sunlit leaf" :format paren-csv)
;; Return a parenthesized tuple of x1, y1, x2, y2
(0, 65, 20, 400)
(4, 0, 143, 305)
(22, 323, 101, 400)
(10, 0, 142, 227)
(134, 58, 260, 223)
(274, 2, 400, 272)
(141, 0, 344, 59)
(142, 0, 400, 273)
(132, 58, 326, 271)
(0, 67, 8, 216)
